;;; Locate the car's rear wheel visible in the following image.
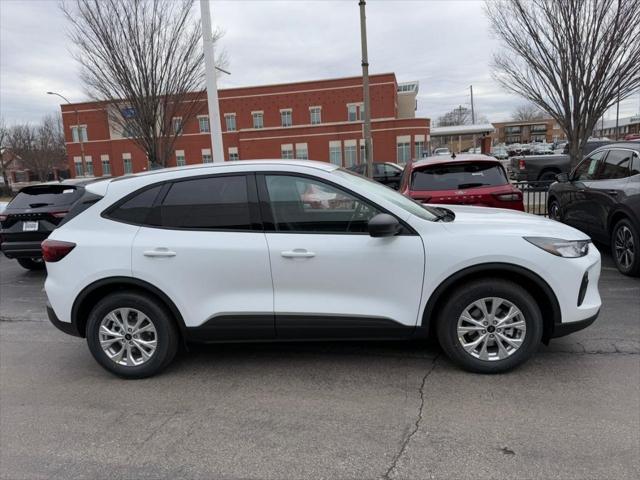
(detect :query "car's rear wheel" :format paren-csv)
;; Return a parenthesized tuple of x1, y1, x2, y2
(538, 170, 558, 183)
(17, 257, 45, 271)
(611, 219, 640, 277)
(86, 292, 179, 378)
(437, 279, 543, 373)
(548, 198, 562, 221)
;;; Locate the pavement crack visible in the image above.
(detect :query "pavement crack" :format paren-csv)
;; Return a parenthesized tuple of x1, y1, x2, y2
(383, 353, 439, 480)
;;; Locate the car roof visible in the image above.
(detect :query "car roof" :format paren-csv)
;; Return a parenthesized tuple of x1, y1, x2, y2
(409, 154, 499, 168)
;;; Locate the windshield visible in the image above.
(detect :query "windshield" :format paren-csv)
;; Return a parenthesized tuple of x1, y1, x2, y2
(333, 168, 438, 221)
(8, 185, 83, 209)
(410, 162, 508, 191)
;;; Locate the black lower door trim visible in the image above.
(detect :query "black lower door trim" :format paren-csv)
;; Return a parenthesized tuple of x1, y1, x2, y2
(185, 314, 275, 343)
(275, 314, 414, 340)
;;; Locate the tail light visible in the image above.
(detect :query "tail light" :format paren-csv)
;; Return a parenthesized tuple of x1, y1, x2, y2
(518, 158, 526, 170)
(41, 239, 76, 262)
(50, 211, 68, 219)
(493, 191, 523, 202)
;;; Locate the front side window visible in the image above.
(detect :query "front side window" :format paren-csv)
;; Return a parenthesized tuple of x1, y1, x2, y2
(597, 149, 632, 180)
(410, 162, 508, 191)
(573, 151, 606, 181)
(264, 174, 381, 233)
(252, 112, 264, 129)
(281, 110, 292, 127)
(225, 114, 236, 132)
(198, 116, 210, 133)
(157, 175, 252, 230)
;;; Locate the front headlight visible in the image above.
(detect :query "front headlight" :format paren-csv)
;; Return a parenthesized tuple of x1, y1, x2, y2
(524, 237, 590, 258)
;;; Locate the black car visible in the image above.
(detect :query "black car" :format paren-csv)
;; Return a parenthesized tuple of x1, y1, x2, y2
(347, 162, 404, 189)
(548, 143, 640, 276)
(0, 179, 95, 270)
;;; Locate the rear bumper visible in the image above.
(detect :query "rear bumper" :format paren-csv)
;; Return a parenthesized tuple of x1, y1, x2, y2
(47, 302, 82, 338)
(551, 310, 599, 338)
(1, 241, 43, 259)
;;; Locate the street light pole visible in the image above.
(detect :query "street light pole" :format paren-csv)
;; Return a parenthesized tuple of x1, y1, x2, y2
(200, 0, 225, 163)
(359, 0, 373, 178)
(47, 91, 85, 177)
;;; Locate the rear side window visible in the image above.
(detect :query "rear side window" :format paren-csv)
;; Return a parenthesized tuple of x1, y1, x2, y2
(157, 175, 252, 230)
(107, 185, 162, 224)
(8, 185, 82, 209)
(410, 162, 508, 191)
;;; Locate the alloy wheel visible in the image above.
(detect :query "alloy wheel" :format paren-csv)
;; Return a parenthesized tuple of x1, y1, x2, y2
(98, 308, 157, 366)
(457, 297, 526, 361)
(614, 225, 635, 270)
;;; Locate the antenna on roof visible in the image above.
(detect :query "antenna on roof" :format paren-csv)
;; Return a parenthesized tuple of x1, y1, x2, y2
(451, 152, 457, 159)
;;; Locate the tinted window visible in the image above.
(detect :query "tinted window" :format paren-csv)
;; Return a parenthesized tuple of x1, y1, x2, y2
(158, 176, 251, 230)
(265, 175, 380, 233)
(597, 150, 632, 180)
(410, 162, 507, 191)
(108, 185, 162, 224)
(631, 153, 640, 176)
(573, 151, 606, 181)
(8, 185, 83, 209)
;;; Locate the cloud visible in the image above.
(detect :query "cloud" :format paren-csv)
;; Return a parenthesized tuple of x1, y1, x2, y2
(1, 0, 638, 125)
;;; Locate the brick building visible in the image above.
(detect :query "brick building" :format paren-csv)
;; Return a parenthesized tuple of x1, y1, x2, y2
(492, 118, 566, 145)
(59, 73, 430, 178)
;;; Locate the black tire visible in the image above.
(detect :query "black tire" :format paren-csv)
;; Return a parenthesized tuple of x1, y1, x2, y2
(548, 197, 562, 221)
(611, 218, 640, 277)
(86, 291, 179, 379)
(17, 257, 45, 271)
(436, 279, 543, 374)
(538, 170, 558, 182)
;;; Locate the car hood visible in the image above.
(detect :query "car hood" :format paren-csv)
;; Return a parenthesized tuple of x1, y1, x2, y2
(436, 204, 590, 240)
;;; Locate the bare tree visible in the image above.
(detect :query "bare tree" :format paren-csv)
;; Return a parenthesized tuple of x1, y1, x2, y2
(438, 106, 473, 126)
(512, 103, 545, 122)
(486, 0, 640, 165)
(0, 118, 14, 192)
(61, 0, 226, 168)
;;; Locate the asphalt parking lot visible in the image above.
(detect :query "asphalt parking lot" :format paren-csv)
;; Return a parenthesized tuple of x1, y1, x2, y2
(1, 253, 638, 480)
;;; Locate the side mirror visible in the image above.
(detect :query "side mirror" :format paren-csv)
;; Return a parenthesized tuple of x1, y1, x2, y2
(556, 173, 569, 182)
(368, 213, 401, 237)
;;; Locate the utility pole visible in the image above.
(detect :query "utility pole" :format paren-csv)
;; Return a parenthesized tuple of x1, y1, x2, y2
(615, 80, 620, 140)
(470, 85, 476, 124)
(200, 0, 224, 163)
(359, 0, 373, 178)
(47, 91, 85, 177)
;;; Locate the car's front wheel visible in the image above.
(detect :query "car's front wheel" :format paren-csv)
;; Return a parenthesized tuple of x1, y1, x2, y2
(17, 257, 45, 271)
(548, 198, 562, 221)
(611, 219, 640, 277)
(437, 279, 543, 373)
(86, 292, 179, 378)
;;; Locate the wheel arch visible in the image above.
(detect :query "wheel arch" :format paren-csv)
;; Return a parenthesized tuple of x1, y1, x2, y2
(419, 263, 561, 344)
(608, 207, 639, 238)
(71, 276, 187, 340)
(537, 167, 561, 180)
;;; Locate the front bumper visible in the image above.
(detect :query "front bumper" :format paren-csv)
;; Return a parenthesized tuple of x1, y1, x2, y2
(1, 241, 43, 259)
(47, 302, 82, 337)
(551, 310, 599, 338)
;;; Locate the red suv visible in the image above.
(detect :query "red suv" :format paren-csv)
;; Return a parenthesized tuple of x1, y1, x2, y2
(400, 154, 524, 211)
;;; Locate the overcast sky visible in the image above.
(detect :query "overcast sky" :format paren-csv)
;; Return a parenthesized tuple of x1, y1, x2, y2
(1, 0, 639, 126)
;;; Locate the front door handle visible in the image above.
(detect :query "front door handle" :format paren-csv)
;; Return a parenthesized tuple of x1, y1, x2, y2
(281, 249, 315, 258)
(143, 248, 176, 258)
(607, 190, 619, 196)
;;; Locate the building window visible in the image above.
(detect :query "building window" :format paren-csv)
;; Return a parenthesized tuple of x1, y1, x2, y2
(172, 117, 183, 135)
(347, 104, 358, 122)
(101, 155, 111, 176)
(344, 142, 357, 167)
(228, 147, 239, 161)
(225, 114, 236, 132)
(329, 141, 342, 166)
(202, 148, 213, 163)
(397, 137, 411, 163)
(74, 156, 83, 177)
(198, 116, 210, 133)
(280, 109, 292, 127)
(252, 111, 264, 129)
(310, 106, 322, 125)
(123, 154, 133, 174)
(295, 143, 308, 160)
(281, 144, 294, 159)
(176, 150, 186, 167)
(415, 140, 425, 159)
(85, 156, 94, 176)
(122, 121, 136, 138)
(71, 125, 88, 143)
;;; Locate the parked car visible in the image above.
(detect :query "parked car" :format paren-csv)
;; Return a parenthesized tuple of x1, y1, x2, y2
(0, 178, 97, 270)
(510, 140, 615, 182)
(548, 143, 640, 276)
(44, 160, 600, 378)
(433, 147, 451, 156)
(347, 162, 404, 189)
(400, 154, 524, 211)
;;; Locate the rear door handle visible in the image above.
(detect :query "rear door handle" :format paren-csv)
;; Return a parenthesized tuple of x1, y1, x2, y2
(281, 249, 315, 258)
(607, 190, 619, 196)
(143, 248, 176, 258)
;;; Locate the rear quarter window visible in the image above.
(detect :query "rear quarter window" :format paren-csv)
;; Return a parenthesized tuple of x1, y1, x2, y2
(105, 185, 163, 225)
(410, 162, 508, 191)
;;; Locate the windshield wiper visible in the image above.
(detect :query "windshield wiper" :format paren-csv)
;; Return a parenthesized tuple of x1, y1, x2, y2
(457, 182, 488, 189)
(28, 202, 52, 208)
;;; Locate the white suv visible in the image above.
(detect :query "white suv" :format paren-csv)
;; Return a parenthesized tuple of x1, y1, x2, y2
(44, 160, 601, 378)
